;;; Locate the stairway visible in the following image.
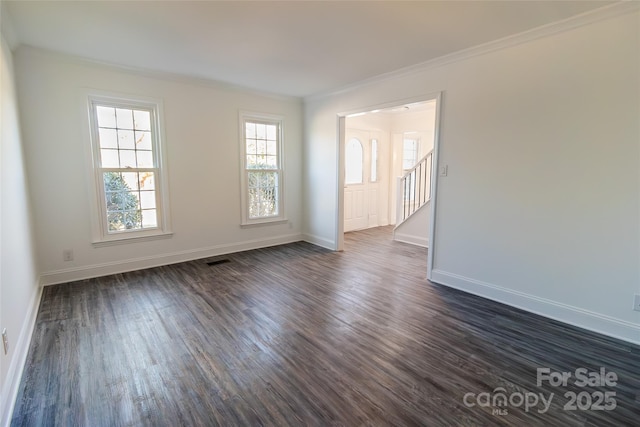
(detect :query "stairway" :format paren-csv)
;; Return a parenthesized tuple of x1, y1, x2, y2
(394, 150, 433, 247)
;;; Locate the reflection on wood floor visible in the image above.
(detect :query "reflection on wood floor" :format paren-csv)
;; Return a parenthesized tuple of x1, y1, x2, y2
(11, 226, 640, 426)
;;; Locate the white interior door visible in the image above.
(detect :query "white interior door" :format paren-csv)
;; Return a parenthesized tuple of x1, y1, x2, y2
(344, 129, 376, 232)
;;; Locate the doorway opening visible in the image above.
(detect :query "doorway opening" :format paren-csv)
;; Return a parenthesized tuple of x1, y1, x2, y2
(337, 94, 441, 277)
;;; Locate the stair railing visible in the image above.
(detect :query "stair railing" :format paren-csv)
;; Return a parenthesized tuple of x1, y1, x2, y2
(396, 150, 433, 224)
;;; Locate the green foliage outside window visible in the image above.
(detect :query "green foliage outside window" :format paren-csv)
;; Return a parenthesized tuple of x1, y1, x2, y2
(104, 172, 141, 231)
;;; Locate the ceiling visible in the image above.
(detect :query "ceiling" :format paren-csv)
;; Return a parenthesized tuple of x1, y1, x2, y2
(3, 1, 615, 98)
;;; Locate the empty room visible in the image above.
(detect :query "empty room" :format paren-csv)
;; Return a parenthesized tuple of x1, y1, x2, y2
(1, 1, 638, 426)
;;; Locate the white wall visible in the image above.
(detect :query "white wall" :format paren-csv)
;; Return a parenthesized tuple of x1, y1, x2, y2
(346, 113, 391, 134)
(390, 105, 436, 161)
(14, 47, 303, 285)
(303, 9, 640, 343)
(393, 201, 430, 248)
(0, 35, 40, 426)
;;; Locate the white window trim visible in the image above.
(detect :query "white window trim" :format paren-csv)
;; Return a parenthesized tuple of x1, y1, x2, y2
(239, 111, 286, 226)
(85, 91, 172, 245)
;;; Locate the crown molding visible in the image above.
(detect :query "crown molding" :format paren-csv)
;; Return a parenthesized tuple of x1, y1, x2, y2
(306, 2, 640, 102)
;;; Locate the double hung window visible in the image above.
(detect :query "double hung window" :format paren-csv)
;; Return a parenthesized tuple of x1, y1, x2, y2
(87, 95, 171, 243)
(240, 112, 284, 225)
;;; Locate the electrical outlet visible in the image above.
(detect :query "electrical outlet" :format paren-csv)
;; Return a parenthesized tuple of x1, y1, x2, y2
(63, 249, 74, 262)
(633, 294, 640, 312)
(2, 329, 8, 355)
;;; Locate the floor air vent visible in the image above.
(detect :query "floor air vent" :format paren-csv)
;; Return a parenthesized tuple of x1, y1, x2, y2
(206, 259, 231, 266)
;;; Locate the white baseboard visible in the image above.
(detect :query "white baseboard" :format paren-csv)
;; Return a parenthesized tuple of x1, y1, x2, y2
(302, 233, 336, 250)
(40, 233, 304, 286)
(1, 284, 42, 427)
(393, 233, 429, 248)
(430, 269, 640, 346)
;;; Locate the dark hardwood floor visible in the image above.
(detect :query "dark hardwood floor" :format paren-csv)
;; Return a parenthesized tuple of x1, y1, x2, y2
(11, 226, 640, 426)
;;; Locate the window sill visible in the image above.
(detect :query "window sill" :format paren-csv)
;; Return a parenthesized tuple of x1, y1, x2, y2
(240, 218, 288, 228)
(92, 231, 173, 248)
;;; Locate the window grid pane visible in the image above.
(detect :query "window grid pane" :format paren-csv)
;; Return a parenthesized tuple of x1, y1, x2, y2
(246, 122, 278, 170)
(403, 138, 419, 170)
(96, 105, 155, 169)
(247, 171, 278, 219)
(102, 171, 158, 232)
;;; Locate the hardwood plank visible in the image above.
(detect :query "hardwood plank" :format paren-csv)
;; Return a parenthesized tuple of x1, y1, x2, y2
(11, 226, 640, 426)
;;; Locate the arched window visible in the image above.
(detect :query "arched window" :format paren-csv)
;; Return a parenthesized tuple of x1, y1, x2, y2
(345, 138, 363, 184)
